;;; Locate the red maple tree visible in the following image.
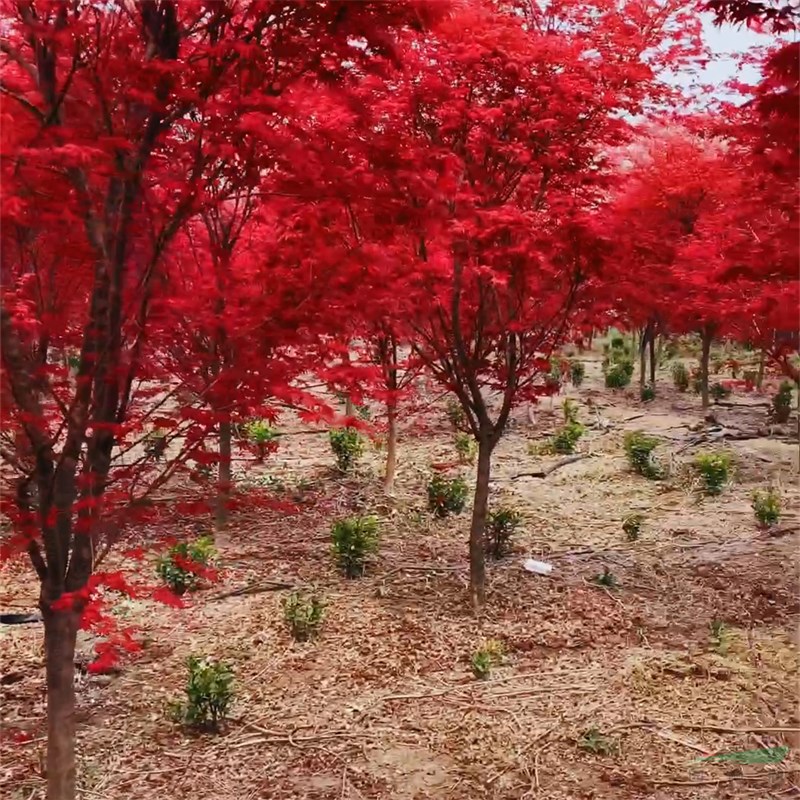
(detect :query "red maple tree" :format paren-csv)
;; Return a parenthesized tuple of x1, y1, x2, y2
(0, 3, 440, 798)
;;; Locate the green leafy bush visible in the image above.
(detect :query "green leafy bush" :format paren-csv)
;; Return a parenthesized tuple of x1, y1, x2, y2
(592, 567, 618, 588)
(563, 398, 579, 423)
(570, 360, 585, 387)
(454, 432, 477, 465)
(663, 339, 679, 361)
(485, 507, 522, 559)
(605, 360, 633, 389)
(771, 381, 794, 424)
(640, 383, 655, 402)
(470, 639, 504, 680)
(551, 421, 585, 454)
(623, 431, 664, 479)
(170, 657, 234, 732)
(610, 335, 625, 350)
(244, 418, 279, 461)
(245, 418, 278, 445)
(156, 536, 217, 595)
(694, 452, 732, 496)
(752, 489, 781, 527)
(446, 397, 467, 431)
(427, 474, 468, 518)
(578, 727, 618, 755)
(622, 514, 643, 541)
(540, 400, 585, 454)
(329, 427, 363, 472)
(671, 362, 689, 392)
(709, 619, 730, 655)
(282, 591, 326, 641)
(710, 382, 731, 403)
(331, 515, 379, 578)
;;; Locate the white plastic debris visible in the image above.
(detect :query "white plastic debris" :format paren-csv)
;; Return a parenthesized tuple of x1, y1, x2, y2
(523, 558, 553, 576)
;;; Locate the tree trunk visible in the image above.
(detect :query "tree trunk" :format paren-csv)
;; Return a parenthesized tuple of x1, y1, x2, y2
(384, 400, 397, 495)
(639, 329, 647, 390)
(215, 419, 232, 534)
(469, 436, 492, 613)
(42, 604, 79, 800)
(700, 328, 713, 409)
(649, 332, 656, 386)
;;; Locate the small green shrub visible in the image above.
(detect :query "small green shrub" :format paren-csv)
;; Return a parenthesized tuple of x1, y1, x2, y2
(570, 360, 585, 387)
(544, 359, 562, 393)
(771, 381, 794, 424)
(331, 515, 379, 578)
(427, 474, 468, 518)
(578, 727, 618, 756)
(551, 421, 585, 454)
(710, 382, 731, 403)
(245, 419, 279, 461)
(691, 368, 703, 394)
(640, 383, 655, 402)
(454, 433, 477, 465)
(562, 398, 578, 423)
(709, 619, 730, 655)
(752, 489, 781, 527)
(610, 335, 625, 350)
(245, 418, 278, 446)
(605, 361, 633, 389)
(694, 452, 732, 496)
(671, 362, 689, 392)
(663, 339, 679, 361)
(282, 591, 326, 641)
(622, 514, 643, 541)
(242, 473, 286, 493)
(470, 639, 504, 680)
(538, 400, 585, 454)
(623, 431, 664, 479)
(329, 427, 363, 472)
(446, 397, 467, 431)
(156, 536, 217, 595)
(485, 507, 522, 560)
(592, 567, 618, 588)
(170, 657, 234, 732)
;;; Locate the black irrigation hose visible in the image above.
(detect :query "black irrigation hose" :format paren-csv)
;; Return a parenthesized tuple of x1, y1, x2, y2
(0, 612, 42, 625)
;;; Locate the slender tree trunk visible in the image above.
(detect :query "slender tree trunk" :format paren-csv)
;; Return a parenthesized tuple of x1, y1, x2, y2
(384, 400, 397, 495)
(649, 332, 656, 386)
(469, 435, 492, 612)
(42, 604, 79, 800)
(757, 348, 766, 390)
(215, 419, 232, 534)
(639, 329, 647, 390)
(700, 327, 713, 409)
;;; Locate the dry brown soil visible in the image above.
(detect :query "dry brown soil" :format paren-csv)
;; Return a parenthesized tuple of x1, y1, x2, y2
(2, 357, 799, 799)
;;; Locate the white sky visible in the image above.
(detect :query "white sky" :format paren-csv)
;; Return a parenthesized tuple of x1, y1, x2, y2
(675, 13, 794, 100)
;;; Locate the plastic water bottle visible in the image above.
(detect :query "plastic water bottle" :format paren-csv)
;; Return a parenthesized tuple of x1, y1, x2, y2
(523, 558, 553, 576)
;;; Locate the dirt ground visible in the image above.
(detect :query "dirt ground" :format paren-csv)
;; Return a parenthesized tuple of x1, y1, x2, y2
(2, 355, 799, 800)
